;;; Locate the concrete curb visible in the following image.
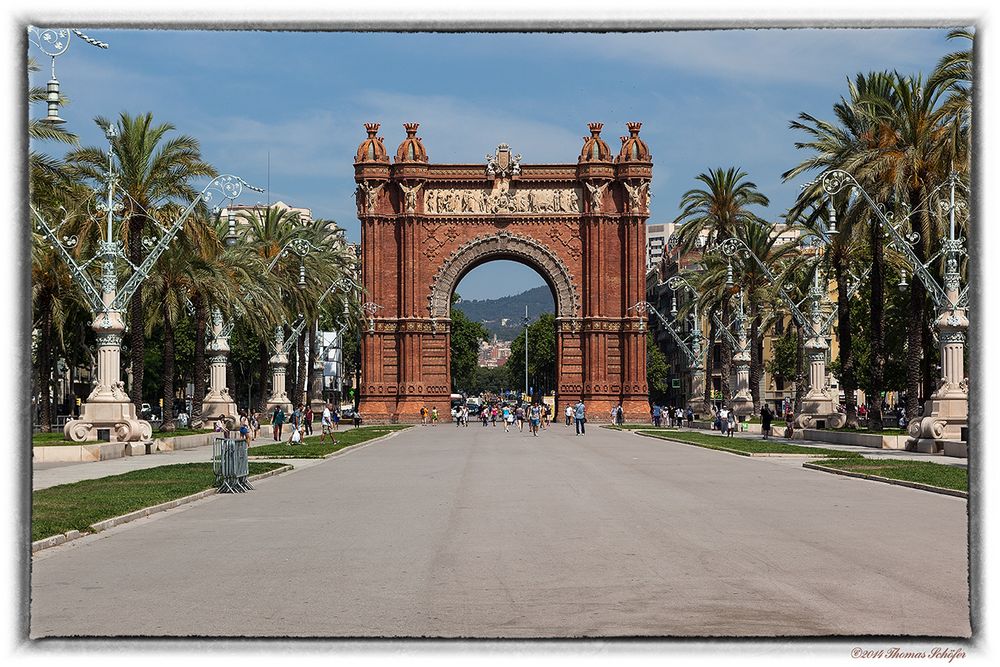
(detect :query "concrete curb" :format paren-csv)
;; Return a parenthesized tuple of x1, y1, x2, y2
(31, 464, 294, 554)
(247, 426, 409, 461)
(631, 430, 836, 459)
(802, 462, 968, 499)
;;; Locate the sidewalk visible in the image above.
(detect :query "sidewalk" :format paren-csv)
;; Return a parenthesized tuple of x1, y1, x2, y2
(32, 434, 317, 491)
(622, 425, 967, 467)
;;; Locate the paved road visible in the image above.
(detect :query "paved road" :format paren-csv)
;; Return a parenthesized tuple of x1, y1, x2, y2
(30, 423, 970, 638)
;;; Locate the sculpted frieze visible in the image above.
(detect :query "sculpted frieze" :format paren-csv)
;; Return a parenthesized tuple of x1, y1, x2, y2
(423, 186, 581, 215)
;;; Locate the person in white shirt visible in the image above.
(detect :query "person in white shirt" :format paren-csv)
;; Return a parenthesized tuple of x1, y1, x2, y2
(319, 402, 336, 445)
(718, 406, 730, 435)
(565, 405, 573, 426)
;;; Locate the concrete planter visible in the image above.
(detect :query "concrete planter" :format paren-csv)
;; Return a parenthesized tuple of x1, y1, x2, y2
(799, 429, 909, 450)
(33, 442, 130, 463)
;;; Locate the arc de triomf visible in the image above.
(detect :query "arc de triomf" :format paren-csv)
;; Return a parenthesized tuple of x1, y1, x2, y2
(354, 121, 652, 422)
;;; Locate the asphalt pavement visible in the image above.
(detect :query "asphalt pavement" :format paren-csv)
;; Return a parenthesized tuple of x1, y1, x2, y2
(29, 421, 970, 638)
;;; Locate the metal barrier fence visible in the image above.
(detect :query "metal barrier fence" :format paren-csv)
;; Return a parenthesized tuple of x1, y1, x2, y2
(213, 436, 254, 493)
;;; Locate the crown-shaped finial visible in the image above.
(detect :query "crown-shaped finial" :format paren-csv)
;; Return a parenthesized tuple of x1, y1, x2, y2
(403, 122, 420, 135)
(627, 122, 642, 135)
(364, 122, 380, 136)
(588, 122, 604, 135)
(620, 136, 628, 145)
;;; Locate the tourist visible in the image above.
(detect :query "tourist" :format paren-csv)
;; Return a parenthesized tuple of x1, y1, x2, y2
(784, 409, 795, 439)
(304, 405, 314, 436)
(718, 405, 730, 436)
(353, 408, 362, 428)
(272, 405, 285, 441)
(686, 406, 693, 426)
(529, 403, 542, 436)
(541, 403, 549, 429)
(491, 406, 498, 427)
(565, 404, 573, 426)
(462, 405, 470, 427)
(502, 404, 512, 433)
(761, 404, 775, 440)
(652, 404, 661, 427)
(481, 409, 489, 427)
(333, 407, 341, 430)
(729, 411, 738, 437)
(574, 398, 586, 436)
(251, 412, 260, 441)
(616, 403, 625, 426)
(420, 405, 427, 425)
(320, 402, 335, 445)
(430, 406, 439, 425)
(239, 412, 251, 446)
(288, 423, 302, 446)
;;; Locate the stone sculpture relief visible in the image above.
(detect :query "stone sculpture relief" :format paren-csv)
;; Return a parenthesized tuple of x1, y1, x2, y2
(423, 187, 581, 215)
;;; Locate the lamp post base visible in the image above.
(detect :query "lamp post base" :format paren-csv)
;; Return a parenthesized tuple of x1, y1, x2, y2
(794, 392, 846, 430)
(906, 392, 968, 453)
(63, 400, 153, 443)
(202, 394, 239, 423)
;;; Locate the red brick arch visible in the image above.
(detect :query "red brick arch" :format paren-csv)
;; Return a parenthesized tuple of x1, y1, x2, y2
(354, 122, 652, 422)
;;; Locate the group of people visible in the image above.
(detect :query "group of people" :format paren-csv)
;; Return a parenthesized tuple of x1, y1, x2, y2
(475, 403, 551, 436)
(418, 405, 440, 425)
(650, 404, 693, 427)
(267, 403, 355, 446)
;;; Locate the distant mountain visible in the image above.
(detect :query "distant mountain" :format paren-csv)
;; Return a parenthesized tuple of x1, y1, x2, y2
(454, 285, 555, 341)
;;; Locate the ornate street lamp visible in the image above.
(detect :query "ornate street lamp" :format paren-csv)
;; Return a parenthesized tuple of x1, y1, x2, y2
(29, 27, 108, 125)
(664, 275, 710, 416)
(819, 169, 969, 453)
(31, 125, 260, 443)
(718, 234, 859, 430)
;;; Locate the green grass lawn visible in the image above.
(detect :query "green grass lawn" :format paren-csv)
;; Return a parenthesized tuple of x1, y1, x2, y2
(247, 424, 410, 458)
(809, 457, 968, 492)
(32, 462, 287, 542)
(634, 429, 862, 458)
(33, 427, 213, 447)
(605, 423, 682, 431)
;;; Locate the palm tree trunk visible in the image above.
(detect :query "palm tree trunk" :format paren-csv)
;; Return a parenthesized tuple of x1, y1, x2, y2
(749, 312, 762, 414)
(296, 327, 307, 407)
(37, 289, 54, 432)
(129, 214, 146, 411)
(704, 307, 717, 406)
(719, 298, 732, 404)
(161, 303, 176, 432)
(794, 324, 805, 413)
(904, 193, 928, 420)
(869, 219, 886, 430)
(191, 294, 208, 425)
(256, 339, 269, 412)
(833, 250, 858, 428)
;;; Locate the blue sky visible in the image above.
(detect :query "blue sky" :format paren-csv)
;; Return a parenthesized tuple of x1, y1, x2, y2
(31, 28, 960, 299)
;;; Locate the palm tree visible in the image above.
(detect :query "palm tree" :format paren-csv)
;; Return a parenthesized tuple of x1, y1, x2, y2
(66, 112, 216, 414)
(861, 72, 950, 419)
(673, 168, 771, 405)
(784, 71, 901, 429)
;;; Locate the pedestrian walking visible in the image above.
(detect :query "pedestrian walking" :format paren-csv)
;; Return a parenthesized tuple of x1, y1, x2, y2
(320, 402, 336, 445)
(304, 406, 314, 436)
(491, 406, 498, 427)
(784, 409, 795, 438)
(420, 406, 427, 425)
(574, 399, 586, 435)
(288, 423, 302, 446)
(238, 413, 251, 447)
(728, 411, 738, 438)
(272, 406, 285, 441)
(652, 404, 661, 427)
(529, 403, 542, 436)
(565, 404, 573, 426)
(430, 406, 439, 425)
(718, 406, 729, 436)
(686, 406, 693, 426)
(675, 406, 684, 428)
(761, 404, 775, 440)
(353, 408, 362, 428)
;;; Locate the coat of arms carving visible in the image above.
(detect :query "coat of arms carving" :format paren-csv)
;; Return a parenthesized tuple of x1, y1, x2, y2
(485, 144, 521, 179)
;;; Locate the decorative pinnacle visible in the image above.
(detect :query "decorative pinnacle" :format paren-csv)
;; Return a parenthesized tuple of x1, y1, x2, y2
(403, 122, 420, 135)
(627, 122, 642, 135)
(620, 136, 628, 145)
(588, 122, 604, 135)
(364, 122, 380, 136)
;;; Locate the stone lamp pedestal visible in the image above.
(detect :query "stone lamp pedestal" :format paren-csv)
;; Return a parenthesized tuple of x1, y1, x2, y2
(63, 307, 152, 443)
(201, 310, 238, 422)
